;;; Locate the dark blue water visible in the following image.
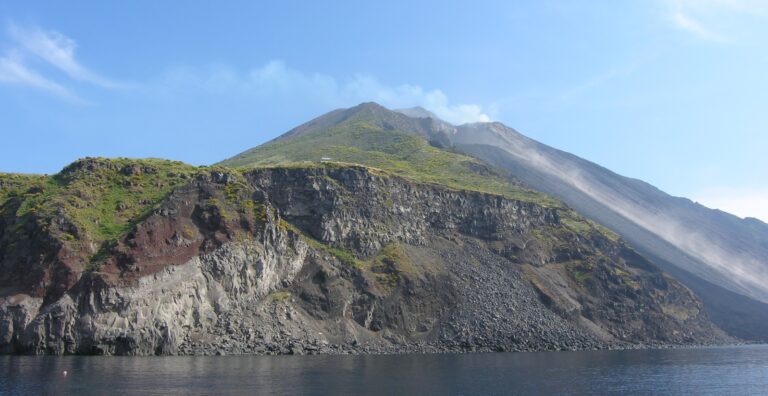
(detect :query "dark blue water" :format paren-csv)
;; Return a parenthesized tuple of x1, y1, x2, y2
(2, 345, 767, 395)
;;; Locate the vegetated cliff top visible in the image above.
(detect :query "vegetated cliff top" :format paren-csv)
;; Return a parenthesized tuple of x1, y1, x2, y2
(0, 156, 617, 272)
(0, 158, 203, 249)
(0, 100, 623, 283)
(218, 102, 561, 206)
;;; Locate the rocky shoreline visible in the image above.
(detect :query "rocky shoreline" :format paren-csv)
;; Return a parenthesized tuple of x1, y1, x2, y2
(1, 165, 731, 355)
(176, 332, 737, 357)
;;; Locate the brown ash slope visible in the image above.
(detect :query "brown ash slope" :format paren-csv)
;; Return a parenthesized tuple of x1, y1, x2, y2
(0, 158, 727, 355)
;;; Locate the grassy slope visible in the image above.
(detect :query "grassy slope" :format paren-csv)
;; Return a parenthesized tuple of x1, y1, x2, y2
(0, 158, 200, 252)
(219, 119, 561, 206)
(0, 130, 618, 269)
(0, 173, 48, 203)
(219, 114, 621, 242)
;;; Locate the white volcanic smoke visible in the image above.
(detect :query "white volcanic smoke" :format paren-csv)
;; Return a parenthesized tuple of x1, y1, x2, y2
(452, 123, 768, 303)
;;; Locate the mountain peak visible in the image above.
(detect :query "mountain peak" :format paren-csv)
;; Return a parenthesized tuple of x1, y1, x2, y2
(394, 106, 441, 121)
(253, 102, 458, 147)
(345, 101, 390, 115)
(352, 101, 386, 109)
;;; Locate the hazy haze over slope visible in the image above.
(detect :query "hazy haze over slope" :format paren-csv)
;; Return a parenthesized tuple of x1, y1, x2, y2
(448, 122, 768, 303)
(397, 106, 768, 339)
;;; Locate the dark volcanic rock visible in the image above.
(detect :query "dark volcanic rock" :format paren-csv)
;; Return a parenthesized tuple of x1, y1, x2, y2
(0, 165, 728, 355)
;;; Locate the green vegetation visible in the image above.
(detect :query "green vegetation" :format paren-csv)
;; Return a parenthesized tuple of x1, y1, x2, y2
(278, 212, 416, 291)
(219, 119, 558, 206)
(0, 173, 49, 203)
(218, 112, 625, 248)
(269, 291, 292, 302)
(571, 268, 590, 283)
(360, 244, 415, 290)
(277, 219, 363, 268)
(568, 259, 641, 289)
(613, 267, 641, 289)
(87, 240, 117, 271)
(215, 106, 630, 245)
(378, 244, 418, 275)
(327, 246, 360, 268)
(243, 200, 267, 222)
(1, 157, 200, 257)
(560, 211, 621, 243)
(568, 261, 595, 284)
(0, 110, 621, 278)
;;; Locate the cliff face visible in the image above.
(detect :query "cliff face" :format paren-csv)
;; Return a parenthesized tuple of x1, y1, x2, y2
(0, 162, 726, 355)
(441, 121, 768, 340)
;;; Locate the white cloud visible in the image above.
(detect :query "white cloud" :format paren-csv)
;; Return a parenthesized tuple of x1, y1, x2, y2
(671, 11, 726, 41)
(555, 53, 658, 103)
(663, 0, 768, 41)
(162, 60, 492, 124)
(1, 23, 486, 119)
(7, 23, 121, 89)
(673, 0, 768, 15)
(0, 22, 126, 102)
(694, 188, 768, 223)
(0, 53, 83, 103)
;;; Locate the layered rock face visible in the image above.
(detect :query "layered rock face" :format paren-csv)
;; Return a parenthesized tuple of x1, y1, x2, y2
(0, 165, 726, 355)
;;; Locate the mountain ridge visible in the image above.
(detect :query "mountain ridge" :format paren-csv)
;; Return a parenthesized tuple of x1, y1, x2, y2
(222, 102, 768, 340)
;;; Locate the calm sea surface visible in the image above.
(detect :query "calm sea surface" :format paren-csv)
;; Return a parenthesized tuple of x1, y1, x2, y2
(1, 345, 767, 395)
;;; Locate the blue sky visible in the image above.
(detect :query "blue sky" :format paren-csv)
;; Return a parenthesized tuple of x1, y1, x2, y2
(1, 0, 766, 221)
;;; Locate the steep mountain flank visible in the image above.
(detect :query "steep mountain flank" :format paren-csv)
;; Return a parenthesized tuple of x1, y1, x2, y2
(449, 122, 768, 302)
(0, 160, 726, 355)
(221, 102, 768, 341)
(441, 122, 768, 340)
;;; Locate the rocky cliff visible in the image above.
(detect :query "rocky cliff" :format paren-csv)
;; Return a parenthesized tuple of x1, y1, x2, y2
(223, 102, 768, 341)
(0, 159, 727, 355)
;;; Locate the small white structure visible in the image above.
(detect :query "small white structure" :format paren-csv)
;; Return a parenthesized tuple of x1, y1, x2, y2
(320, 157, 333, 161)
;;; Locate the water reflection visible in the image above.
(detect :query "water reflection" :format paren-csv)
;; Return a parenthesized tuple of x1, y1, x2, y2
(1, 345, 767, 395)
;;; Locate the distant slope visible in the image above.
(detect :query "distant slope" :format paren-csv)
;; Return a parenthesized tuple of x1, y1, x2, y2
(423, 119, 768, 340)
(446, 122, 768, 303)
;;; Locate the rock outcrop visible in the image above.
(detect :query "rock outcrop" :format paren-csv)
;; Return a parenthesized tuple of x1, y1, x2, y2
(0, 163, 728, 355)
